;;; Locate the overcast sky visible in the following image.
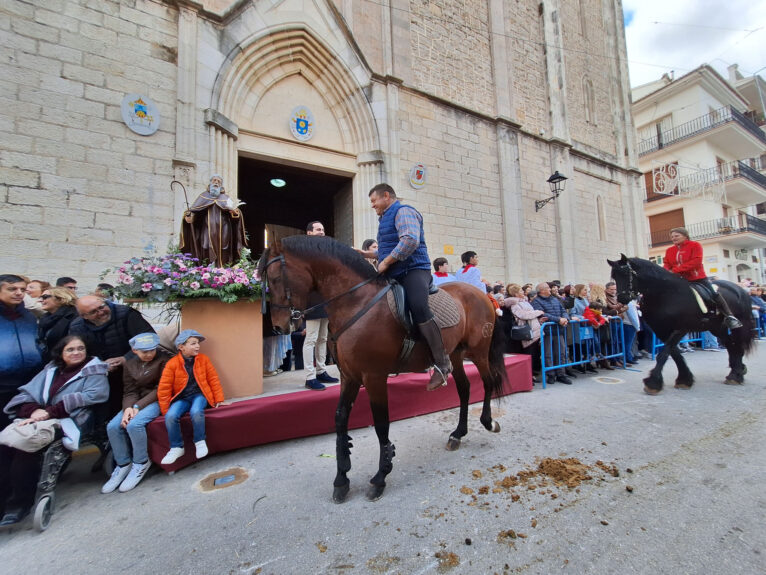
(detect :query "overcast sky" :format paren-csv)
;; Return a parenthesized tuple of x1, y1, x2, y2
(623, 0, 766, 88)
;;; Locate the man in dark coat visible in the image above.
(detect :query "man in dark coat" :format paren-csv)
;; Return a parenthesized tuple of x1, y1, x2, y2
(69, 295, 155, 413)
(0, 275, 43, 429)
(179, 174, 248, 266)
(532, 282, 572, 385)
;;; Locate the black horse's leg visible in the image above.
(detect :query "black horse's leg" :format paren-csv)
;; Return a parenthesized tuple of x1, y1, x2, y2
(670, 345, 695, 390)
(333, 382, 361, 504)
(447, 354, 470, 451)
(723, 333, 746, 385)
(644, 331, 685, 395)
(365, 376, 395, 502)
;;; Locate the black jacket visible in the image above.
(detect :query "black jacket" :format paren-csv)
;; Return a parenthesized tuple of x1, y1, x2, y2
(38, 305, 78, 362)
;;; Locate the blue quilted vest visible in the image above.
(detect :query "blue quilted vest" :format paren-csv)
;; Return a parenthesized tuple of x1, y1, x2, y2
(376, 201, 431, 279)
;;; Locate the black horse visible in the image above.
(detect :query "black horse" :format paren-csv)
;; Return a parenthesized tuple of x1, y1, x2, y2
(608, 255, 755, 394)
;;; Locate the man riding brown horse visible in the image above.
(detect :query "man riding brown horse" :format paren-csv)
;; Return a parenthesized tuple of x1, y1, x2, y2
(359, 183, 452, 391)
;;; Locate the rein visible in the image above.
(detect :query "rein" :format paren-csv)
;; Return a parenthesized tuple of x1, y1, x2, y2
(262, 253, 389, 340)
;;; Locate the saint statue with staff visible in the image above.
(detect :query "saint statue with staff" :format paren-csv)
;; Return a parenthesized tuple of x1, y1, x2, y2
(177, 175, 248, 266)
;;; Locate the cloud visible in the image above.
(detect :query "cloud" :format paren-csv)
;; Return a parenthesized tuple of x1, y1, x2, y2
(623, 0, 766, 87)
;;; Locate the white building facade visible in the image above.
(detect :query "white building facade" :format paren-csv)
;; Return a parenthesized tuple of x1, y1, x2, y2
(633, 65, 766, 283)
(1, 0, 644, 288)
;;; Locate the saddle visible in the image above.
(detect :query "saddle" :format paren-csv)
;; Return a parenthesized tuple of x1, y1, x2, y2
(385, 281, 462, 370)
(689, 282, 719, 315)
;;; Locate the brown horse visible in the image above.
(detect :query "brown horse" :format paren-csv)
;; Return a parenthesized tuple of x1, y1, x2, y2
(259, 235, 508, 503)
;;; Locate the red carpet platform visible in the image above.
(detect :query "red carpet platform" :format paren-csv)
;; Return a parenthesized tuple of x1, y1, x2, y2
(147, 355, 532, 472)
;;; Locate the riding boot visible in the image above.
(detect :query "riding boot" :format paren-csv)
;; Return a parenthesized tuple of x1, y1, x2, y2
(713, 292, 743, 329)
(418, 319, 453, 391)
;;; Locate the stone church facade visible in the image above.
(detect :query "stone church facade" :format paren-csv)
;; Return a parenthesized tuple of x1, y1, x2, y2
(1, 0, 644, 287)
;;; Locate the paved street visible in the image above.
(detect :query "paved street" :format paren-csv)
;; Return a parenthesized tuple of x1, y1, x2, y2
(2, 345, 765, 574)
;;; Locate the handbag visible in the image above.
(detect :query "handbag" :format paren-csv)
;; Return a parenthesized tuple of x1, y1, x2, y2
(0, 419, 59, 453)
(510, 322, 532, 341)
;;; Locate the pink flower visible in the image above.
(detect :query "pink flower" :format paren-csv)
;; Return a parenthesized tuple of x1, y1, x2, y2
(163, 278, 173, 286)
(141, 283, 153, 292)
(202, 273, 211, 280)
(190, 281, 200, 290)
(122, 276, 134, 285)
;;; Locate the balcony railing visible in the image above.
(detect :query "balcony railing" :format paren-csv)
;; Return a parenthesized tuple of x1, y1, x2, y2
(646, 158, 766, 203)
(638, 105, 766, 156)
(648, 213, 766, 248)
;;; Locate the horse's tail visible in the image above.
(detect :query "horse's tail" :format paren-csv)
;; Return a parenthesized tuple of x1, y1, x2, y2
(734, 310, 757, 356)
(488, 316, 509, 399)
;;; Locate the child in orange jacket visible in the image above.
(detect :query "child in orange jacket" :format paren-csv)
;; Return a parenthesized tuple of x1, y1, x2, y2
(158, 329, 224, 465)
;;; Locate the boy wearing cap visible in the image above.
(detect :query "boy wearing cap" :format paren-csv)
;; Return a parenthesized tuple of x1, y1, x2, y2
(157, 329, 224, 465)
(102, 333, 173, 493)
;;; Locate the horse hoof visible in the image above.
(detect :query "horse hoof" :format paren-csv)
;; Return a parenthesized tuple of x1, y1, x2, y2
(674, 383, 692, 390)
(643, 385, 661, 396)
(490, 420, 501, 433)
(366, 483, 386, 501)
(332, 483, 350, 504)
(723, 379, 743, 386)
(446, 436, 461, 451)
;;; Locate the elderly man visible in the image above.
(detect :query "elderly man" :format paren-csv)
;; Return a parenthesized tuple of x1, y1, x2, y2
(0, 275, 43, 429)
(179, 174, 248, 266)
(69, 295, 155, 412)
(531, 282, 572, 385)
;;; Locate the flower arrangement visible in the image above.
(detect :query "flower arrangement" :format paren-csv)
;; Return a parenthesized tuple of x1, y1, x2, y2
(103, 249, 262, 304)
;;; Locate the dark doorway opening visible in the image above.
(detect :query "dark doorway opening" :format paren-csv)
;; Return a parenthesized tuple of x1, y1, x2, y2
(238, 156, 353, 257)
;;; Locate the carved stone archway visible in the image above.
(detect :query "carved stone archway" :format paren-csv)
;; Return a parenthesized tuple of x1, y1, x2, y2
(209, 26, 383, 241)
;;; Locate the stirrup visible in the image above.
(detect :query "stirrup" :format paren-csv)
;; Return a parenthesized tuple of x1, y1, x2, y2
(427, 364, 451, 391)
(724, 315, 743, 330)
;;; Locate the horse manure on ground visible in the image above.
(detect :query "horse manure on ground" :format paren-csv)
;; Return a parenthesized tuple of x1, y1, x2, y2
(434, 551, 460, 571)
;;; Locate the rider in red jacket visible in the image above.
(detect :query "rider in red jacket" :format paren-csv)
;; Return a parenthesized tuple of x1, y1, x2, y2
(664, 227, 742, 329)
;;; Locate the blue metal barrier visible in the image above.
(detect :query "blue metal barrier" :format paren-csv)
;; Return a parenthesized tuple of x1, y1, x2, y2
(539, 317, 626, 388)
(650, 332, 706, 359)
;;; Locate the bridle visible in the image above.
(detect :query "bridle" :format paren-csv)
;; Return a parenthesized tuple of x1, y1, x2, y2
(261, 253, 389, 339)
(616, 259, 640, 302)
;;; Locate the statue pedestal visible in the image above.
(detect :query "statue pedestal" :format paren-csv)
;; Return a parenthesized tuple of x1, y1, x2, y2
(180, 299, 263, 399)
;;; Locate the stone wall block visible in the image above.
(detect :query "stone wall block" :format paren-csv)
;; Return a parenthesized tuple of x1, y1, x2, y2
(44, 206, 95, 228)
(1, 204, 45, 224)
(62, 63, 105, 86)
(58, 159, 107, 181)
(1, 150, 55, 174)
(75, 227, 114, 245)
(11, 18, 59, 43)
(16, 52, 63, 76)
(38, 41, 82, 65)
(34, 8, 82, 31)
(0, 166, 40, 188)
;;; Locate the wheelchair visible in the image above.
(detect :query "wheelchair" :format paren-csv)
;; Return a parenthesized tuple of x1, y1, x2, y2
(31, 424, 112, 532)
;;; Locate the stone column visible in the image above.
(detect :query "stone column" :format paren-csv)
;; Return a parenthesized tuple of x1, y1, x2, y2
(172, 5, 199, 237)
(496, 121, 526, 282)
(204, 109, 239, 200)
(541, 0, 570, 143)
(549, 143, 577, 281)
(354, 151, 386, 244)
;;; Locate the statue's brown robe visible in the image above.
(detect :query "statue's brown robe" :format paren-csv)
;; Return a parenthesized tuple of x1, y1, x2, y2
(179, 191, 248, 266)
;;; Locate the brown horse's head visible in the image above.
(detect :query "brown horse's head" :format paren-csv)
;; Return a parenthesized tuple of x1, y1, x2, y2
(259, 238, 312, 334)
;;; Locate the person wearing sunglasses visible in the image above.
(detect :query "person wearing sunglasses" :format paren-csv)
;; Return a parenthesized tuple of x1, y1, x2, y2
(38, 287, 78, 363)
(69, 295, 155, 414)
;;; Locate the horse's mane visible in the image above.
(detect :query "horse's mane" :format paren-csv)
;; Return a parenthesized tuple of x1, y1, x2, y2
(618, 257, 688, 290)
(273, 235, 384, 282)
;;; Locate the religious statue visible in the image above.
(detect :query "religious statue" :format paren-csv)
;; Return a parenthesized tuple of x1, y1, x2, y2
(179, 175, 248, 266)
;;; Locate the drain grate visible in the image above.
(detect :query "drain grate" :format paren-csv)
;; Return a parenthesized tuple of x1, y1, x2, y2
(199, 467, 249, 491)
(595, 376, 623, 384)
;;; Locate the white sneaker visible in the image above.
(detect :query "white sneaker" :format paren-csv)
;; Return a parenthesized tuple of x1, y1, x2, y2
(195, 440, 208, 459)
(118, 461, 152, 492)
(101, 465, 131, 494)
(160, 447, 185, 465)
